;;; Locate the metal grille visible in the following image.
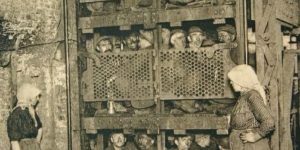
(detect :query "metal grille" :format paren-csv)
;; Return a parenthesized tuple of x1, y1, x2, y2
(92, 50, 153, 100)
(159, 49, 226, 99)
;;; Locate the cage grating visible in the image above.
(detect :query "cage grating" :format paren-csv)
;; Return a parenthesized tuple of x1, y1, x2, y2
(159, 49, 225, 99)
(91, 50, 154, 100)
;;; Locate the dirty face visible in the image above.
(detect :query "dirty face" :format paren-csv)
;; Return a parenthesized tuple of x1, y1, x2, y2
(218, 31, 234, 43)
(175, 136, 193, 150)
(97, 39, 112, 53)
(195, 134, 210, 148)
(172, 32, 186, 49)
(111, 133, 126, 148)
(189, 31, 206, 48)
(137, 134, 154, 149)
(126, 35, 139, 50)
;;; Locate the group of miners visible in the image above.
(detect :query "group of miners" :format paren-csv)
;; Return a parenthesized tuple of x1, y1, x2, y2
(95, 24, 236, 54)
(90, 132, 229, 150)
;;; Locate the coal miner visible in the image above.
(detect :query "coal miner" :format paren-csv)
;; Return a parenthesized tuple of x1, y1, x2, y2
(138, 30, 154, 50)
(216, 24, 236, 43)
(217, 24, 238, 63)
(105, 132, 136, 150)
(134, 133, 156, 150)
(187, 26, 207, 49)
(169, 135, 193, 150)
(189, 134, 218, 150)
(124, 32, 139, 51)
(170, 29, 187, 50)
(96, 36, 113, 53)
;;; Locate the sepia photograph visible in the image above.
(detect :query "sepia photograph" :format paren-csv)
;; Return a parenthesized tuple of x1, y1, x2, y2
(0, 0, 299, 149)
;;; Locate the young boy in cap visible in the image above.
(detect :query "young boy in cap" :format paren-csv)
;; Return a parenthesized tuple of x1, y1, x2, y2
(96, 36, 114, 53)
(170, 29, 187, 50)
(187, 26, 207, 49)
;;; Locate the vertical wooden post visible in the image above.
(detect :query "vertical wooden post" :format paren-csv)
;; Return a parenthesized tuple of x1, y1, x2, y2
(67, 0, 81, 149)
(268, 18, 281, 150)
(280, 52, 295, 150)
(254, 0, 265, 81)
(235, 0, 246, 64)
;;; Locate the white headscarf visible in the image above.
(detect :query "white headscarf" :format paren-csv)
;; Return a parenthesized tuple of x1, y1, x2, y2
(227, 64, 267, 105)
(16, 83, 41, 127)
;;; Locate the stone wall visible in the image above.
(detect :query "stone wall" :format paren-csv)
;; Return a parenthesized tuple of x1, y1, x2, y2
(0, 66, 11, 150)
(9, 43, 68, 150)
(0, 0, 61, 47)
(0, 0, 72, 149)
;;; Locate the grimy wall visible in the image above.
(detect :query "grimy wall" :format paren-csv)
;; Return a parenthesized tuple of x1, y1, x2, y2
(0, 0, 69, 149)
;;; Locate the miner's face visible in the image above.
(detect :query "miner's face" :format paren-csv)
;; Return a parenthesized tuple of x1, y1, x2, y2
(188, 31, 206, 48)
(175, 136, 192, 150)
(172, 32, 186, 49)
(111, 133, 126, 148)
(137, 134, 154, 149)
(126, 35, 139, 50)
(97, 39, 112, 53)
(195, 134, 210, 148)
(218, 31, 234, 43)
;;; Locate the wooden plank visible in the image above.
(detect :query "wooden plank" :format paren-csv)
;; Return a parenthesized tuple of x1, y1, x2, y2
(280, 53, 295, 150)
(158, 5, 235, 24)
(262, 66, 275, 86)
(263, 44, 276, 66)
(268, 20, 281, 150)
(67, 0, 81, 148)
(82, 114, 229, 130)
(78, 5, 235, 29)
(256, 4, 273, 34)
(254, 0, 264, 81)
(235, 0, 246, 64)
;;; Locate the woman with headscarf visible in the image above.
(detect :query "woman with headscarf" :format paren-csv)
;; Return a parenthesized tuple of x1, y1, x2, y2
(227, 64, 275, 150)
(7, 83, 43, 150)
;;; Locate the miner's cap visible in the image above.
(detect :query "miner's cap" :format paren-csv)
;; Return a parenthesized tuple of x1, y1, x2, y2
(188, 26, 204, 34)
(217, 24, 236, 35)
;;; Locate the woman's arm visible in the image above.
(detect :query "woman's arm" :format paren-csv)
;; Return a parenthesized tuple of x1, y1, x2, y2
(248, 91, 275, 137)
(36, 128, 43, 143)
(11, 141, 21, 150)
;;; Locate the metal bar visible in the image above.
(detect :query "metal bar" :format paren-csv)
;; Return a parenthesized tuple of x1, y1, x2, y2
(63, 0, 72, 149)
(80, 0, 111, 3)
(243, 0, 248, 64)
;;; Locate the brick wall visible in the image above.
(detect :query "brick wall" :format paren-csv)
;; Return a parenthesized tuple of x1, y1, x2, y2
(0, 66, 11, 150)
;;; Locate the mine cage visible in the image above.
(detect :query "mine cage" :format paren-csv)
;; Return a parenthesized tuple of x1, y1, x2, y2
(74, 0, 300, 150)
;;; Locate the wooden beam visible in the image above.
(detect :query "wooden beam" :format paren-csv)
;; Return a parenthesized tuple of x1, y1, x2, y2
(67, 0, 81, 148)
(268, 19, 281, 150)
(254, 0, 264, 81)
(280, 53, 295, 150)
(234, 0, 246, 64)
